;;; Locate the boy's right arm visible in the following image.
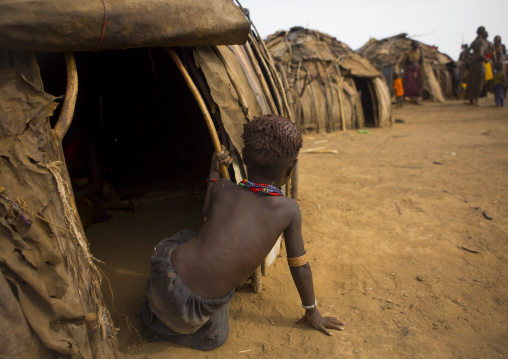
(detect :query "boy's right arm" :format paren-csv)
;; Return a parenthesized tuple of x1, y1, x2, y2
(203, 146, 232, 218)
(284, 202, 345, 336)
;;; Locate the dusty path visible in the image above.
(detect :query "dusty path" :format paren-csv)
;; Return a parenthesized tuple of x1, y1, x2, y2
(89, 96, 508, 358)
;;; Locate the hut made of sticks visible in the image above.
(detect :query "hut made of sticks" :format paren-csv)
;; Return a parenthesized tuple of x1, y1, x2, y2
(0, 1, 294, 357)
(265, 27, 392, 133)
(358, 33, 455, 102)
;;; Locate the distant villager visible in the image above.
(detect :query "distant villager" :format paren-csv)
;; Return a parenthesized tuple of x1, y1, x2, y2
(398, 41, 423, 104)
(465, 26, 488, 106)
(483, 31, 494, 97)
(492, 35, 506, 106)
(459, 44, 470, 62)
(393, 73, 404, 108)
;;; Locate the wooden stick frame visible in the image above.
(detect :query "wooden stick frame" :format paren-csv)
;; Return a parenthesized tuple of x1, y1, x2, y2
(248, 33, 284, 115)
(53, 52, 78, 139)
(85, 313, 106, 359)
(335, 64, 347, 132)
(165, 47, 229, 179)
(243, 41, 278, 115)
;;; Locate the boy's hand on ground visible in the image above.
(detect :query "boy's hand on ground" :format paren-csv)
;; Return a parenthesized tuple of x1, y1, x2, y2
(209, 145, 233, 178)
(296, 308, 345, 336)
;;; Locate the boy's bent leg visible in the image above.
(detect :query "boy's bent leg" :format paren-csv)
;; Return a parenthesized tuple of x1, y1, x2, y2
(141, 299, 231, 350)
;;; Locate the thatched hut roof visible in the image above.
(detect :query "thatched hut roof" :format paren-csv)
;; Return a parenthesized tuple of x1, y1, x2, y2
(267, 29, 381, 78)
(358, 33, 454, 101)
(265, 27, 392, 132)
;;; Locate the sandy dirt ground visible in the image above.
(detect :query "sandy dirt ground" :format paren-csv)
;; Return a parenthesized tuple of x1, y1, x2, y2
(87, 95, 508, 358)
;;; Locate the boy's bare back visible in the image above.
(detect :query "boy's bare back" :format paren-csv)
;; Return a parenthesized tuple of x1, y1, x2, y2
(171, 178, 301, 299)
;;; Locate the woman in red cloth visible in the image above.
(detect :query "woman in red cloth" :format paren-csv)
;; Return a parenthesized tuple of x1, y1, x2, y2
(399, 41, 423, 105)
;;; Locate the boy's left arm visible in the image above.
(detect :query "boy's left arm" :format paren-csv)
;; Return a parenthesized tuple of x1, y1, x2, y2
(284, 202, 345, 336)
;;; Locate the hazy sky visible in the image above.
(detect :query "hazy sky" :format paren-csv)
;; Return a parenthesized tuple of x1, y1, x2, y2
(239, 0, 507, 60)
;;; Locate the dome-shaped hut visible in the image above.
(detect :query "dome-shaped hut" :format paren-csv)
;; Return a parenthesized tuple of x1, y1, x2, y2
(358, 33, 455, 102)
(265, 27, 392, 133)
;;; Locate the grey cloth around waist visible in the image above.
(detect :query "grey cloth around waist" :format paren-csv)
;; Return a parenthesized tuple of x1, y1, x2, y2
(141, 229, 235, 350)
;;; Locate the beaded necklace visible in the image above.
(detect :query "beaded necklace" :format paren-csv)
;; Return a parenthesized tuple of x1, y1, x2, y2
(238, 180, 283, 196)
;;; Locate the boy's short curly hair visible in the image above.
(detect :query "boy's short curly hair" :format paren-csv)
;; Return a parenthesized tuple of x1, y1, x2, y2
(242, 114, 302, 160)
(241, 115, 302, 178)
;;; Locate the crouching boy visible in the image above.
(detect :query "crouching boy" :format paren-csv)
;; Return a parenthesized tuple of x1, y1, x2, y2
(140, 114, 344, 350)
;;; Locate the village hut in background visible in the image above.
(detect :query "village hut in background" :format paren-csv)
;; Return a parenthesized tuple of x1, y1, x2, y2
(0, 0, 295, 357)
(358, 33, 456, 102)
(265, 27, 392, 133)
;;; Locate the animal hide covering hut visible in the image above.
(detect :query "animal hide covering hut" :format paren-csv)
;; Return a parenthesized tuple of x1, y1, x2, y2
(265, 27, 392, 133)
(358, 33, 455, 102)
(0, 0, 295, 357)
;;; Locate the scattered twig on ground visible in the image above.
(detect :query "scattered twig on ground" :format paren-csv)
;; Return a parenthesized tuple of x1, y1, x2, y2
(301, 147, 338, 154)
(459, 246, 479, 254)
(395, 202, 402, 215)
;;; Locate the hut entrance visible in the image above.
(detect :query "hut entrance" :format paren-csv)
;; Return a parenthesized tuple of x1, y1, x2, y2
(37, 48, 216, 341)
(77, 48, 213, 200)
(353, 77, 378, 127)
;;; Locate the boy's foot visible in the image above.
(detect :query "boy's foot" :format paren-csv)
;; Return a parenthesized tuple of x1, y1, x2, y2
(141, 324, 155, 338)
(141, 325, 165, 343)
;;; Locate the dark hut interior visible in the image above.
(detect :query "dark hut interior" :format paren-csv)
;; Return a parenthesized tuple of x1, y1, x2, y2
(38, 48, 214, 204)
(352, 77, 377, 127)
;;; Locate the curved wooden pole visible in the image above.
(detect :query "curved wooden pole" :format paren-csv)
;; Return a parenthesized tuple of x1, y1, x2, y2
(54, 52, 78, 140)
(251, 266, 263, 293)
(248, 33, 284, 115)
(337, 78, 347, 132)
(165, 47, 229, 179)
(335, 65, 347, 132)
(250, 33, 292, 120)
(243, 42, 278, 115)
(276, 63, 295, 121)
(85, 313, 105, 359)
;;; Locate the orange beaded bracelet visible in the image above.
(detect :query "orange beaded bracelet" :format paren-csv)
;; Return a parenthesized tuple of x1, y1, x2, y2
(287, 252, 308, 267)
